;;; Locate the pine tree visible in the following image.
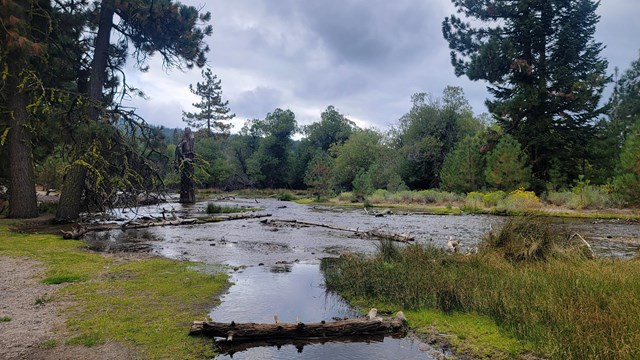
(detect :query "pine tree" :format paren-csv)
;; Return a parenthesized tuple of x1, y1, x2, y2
(440, 135, 485, 193)
(614, 122, 640, 205)
(56, 0, 213, 221)
(443, 0, 608, 188)
(183, 68, 234, 136)
(0, 0, 49, 218)
(485, 135, 532, 191)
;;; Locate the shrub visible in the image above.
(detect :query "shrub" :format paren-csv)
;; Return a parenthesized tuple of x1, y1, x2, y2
(464, 192, 484, 211)
(206, 203, 248, 214)
(482, 217, 564, 262)
(367, 189, 390, 204)
(498, 189, 541, 212)
(545, 190, 572, 207)
(482, 191, 506, 207)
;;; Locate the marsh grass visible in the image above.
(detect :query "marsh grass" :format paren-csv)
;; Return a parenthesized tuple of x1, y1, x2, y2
(0, 223, 228, 359)
(206, 202, 249, 214)
(323, 217, 640, 359)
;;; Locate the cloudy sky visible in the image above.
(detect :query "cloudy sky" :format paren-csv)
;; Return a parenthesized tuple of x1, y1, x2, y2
(124, 0, 640, 132)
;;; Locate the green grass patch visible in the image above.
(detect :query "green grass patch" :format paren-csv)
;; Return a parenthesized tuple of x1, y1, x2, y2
(0, 316, 11, 322)
(62, 258, 227, 359)
(405, 309, 529, 359)
(41, 339, 58, 349)
(0, 222, 228, 359)
(43, 274, 84, 284)
(205, 202, 256, 214)
(322, 218, 640, 359)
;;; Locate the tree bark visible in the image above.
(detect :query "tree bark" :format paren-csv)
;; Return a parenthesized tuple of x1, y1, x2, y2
(56, 0, 115, 221)
(6, 55, 38, 218)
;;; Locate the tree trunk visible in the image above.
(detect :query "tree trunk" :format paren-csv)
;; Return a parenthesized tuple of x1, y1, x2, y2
(55, 165, 87, 221)
(6, 56, 38, 219)
(189, 311, 408, 340)
(56, 0, 115, 221)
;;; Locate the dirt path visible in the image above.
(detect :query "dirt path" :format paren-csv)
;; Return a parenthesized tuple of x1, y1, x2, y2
(0, 256, 134, 360)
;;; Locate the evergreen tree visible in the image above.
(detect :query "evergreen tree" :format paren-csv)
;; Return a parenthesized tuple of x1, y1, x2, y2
(443, 0, 609, 188)
(440, 135, 485, 193)
(56, 0, 213, 221)
(485, 135, 532, 191)
(614, 122, 640, 205)
(304, 154, 334, 200)
(0, 0, 50, 218)
(608, 53, 640, 152)
(183, 68, 235, 136)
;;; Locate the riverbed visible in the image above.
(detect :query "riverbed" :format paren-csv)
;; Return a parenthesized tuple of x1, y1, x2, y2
(85, 197, 640, 359)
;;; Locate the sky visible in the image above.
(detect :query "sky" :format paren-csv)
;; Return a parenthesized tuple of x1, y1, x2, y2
(123, 0, 640, 132)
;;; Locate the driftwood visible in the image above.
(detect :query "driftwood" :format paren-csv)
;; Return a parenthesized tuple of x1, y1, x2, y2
(189, 310, 407, 341)
(262, 219, 414, 243)
(61, 212, 272, 239)
(569, 232, 596, 259)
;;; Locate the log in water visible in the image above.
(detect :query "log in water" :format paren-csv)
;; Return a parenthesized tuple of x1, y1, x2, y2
(189, 310, 408, 341)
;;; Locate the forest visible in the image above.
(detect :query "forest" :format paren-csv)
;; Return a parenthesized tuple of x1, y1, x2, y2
(1, 0, 639, 220)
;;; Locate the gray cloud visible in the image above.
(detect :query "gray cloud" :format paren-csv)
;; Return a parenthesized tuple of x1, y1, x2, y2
(126, 0, 640, 131)
(233, 86, 285, 119)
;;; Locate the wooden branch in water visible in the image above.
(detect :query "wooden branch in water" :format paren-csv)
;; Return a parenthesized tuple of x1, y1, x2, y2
(262, 219, 414, 243)
(61, 213, 272, 239)
(189, 310, 408, 340)
(569, 232, 596, 259)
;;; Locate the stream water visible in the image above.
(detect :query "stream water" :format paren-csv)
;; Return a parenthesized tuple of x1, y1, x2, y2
(85, 197, 640, 359)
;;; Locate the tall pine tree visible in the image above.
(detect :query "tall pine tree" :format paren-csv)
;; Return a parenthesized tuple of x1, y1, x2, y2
(182, 68, 234, 136)
(443, 0, 608, 189)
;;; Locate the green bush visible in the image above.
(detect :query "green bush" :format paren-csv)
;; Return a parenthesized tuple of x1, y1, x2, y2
(464, 192, 484, 211)
(481, 191, 505, 207)
(545, 190, 572, 207)
(497, 189, 542, 212)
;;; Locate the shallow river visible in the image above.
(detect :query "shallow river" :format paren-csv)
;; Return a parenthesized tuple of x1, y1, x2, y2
(86, 197, 640, 359)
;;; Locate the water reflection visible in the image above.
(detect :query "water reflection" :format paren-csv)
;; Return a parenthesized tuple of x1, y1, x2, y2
(209, 264, 437, 360)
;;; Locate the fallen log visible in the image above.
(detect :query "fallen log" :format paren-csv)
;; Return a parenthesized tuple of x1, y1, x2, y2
(262, 219, 414, 243)
(61, 212, 272, 239)
(189, 310, 408, 341)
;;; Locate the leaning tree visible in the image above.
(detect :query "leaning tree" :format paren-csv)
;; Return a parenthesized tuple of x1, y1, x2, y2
(443, 0, 609, 189)
(55, 0, 213, 221)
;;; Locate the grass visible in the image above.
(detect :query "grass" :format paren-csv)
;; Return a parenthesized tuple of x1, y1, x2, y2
(0, 221, 228, 359)
(0, 316, 11, 322)
(405, 309, 529, 359)
(205, 202, 254, 214)
(322, 217, 640, 359)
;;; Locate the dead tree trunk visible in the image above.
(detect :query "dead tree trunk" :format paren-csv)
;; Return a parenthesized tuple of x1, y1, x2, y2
(189, 311, 407, 340)
(262, 219, 415, 243)
(61, 212, 273, 239)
